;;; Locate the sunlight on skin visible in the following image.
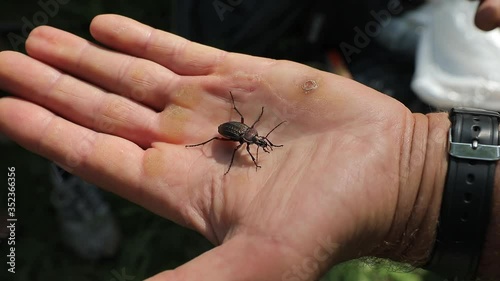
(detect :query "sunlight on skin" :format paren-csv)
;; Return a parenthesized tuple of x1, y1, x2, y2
(0, 14, 448, 281)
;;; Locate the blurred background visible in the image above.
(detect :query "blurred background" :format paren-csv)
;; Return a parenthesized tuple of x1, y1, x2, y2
(0, 0, 484, 280)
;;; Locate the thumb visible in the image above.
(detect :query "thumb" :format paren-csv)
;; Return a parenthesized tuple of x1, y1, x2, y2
(145, 235, 326, 281)
(475, 0, 500, 31)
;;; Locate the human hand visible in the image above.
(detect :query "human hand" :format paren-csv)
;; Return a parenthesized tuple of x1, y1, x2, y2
(0, 14, 448, 281)
(475, 0, 500, 30)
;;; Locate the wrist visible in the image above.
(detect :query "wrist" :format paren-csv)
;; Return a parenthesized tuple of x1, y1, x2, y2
(371, 112, 449, 264)
(376, 111, 500, 280)
(407, 112, 451, 265)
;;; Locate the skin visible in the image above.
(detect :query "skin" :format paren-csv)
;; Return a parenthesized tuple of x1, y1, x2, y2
(476, 0, 500, 31)
(0, 5, 499, 280)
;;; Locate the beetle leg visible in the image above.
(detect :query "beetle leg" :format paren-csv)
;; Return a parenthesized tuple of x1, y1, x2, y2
(245, 143, 261, 170)
(230, 91, 245, 123)
(250, 107, 264, 128)
(225, 142, 244, 175)
(185, 137, 232, 147)
(256, 146, 260, 169)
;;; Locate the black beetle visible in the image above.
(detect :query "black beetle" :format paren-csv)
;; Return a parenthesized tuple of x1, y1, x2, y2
(186, 92, 286, 175)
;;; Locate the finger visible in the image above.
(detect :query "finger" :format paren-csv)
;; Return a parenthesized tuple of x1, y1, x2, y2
(25, 25, 178, 111)
(475, 0, 500, 31)
(0, 96, 148, 201)
(90, 14, 228, 76)
(145, 236, 304, 281)
(0, 51, 165, 148)
(0, 97, 202, 228)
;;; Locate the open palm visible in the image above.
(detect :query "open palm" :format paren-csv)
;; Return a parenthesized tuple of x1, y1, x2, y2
(0, 15, 429, 281)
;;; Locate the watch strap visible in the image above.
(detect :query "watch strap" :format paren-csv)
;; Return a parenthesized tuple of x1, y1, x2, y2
(426, 108, 499, 280)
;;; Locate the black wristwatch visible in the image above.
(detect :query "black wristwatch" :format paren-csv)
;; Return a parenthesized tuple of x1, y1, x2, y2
(425, 108, 500, 280)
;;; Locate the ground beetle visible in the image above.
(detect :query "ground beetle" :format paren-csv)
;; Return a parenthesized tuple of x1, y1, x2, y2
(186, 92, 286, 175)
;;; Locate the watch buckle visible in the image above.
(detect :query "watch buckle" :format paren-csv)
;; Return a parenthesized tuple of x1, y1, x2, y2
(448, 129, 500, 161)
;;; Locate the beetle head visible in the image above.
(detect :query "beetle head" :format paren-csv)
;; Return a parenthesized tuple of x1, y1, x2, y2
(254, 136, 269, 148)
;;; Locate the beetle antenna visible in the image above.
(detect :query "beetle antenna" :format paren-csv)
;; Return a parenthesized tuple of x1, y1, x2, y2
(265, 120, 287, 138)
